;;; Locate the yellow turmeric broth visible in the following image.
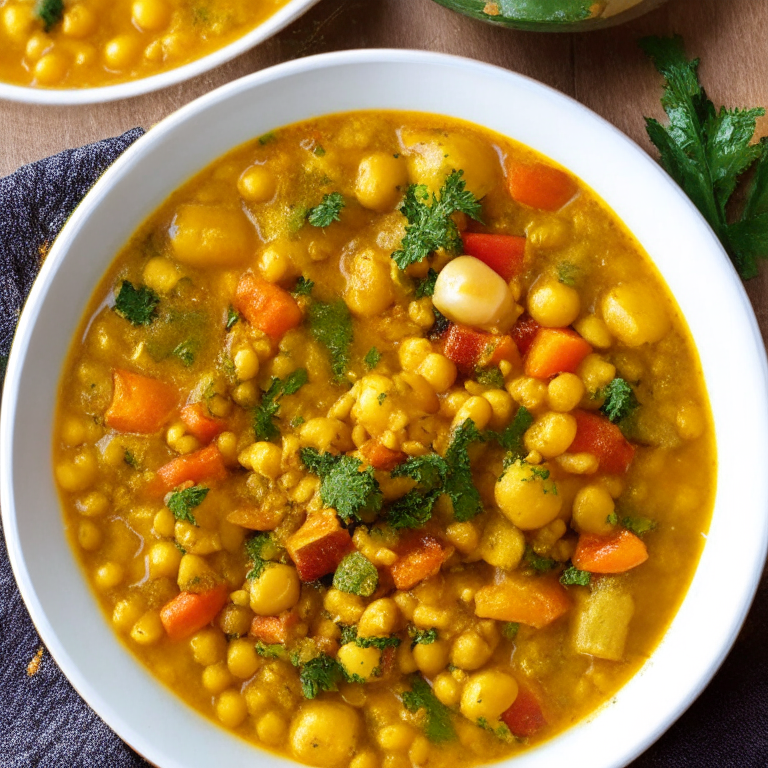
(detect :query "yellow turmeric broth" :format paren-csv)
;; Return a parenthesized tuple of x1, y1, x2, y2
(0, 0, 289, 89)
(53, 112, 716, 767)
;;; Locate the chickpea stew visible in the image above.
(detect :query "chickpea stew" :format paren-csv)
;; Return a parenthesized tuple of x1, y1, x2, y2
(0, 0, 289, 89)
(54, 112, 715, 768)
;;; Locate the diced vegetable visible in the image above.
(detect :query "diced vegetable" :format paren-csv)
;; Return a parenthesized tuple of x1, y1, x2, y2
(249, 611, 298, 645)
(391, 534, 452, 591)
(226, 507, 284, 531)
(524, 328, 592, 379)
(507, 161, 578, 211)
(104, 369, 177, 434)
(235, 273, 303, 340)
(159, 585, 228, 640)
(442, 324, 518, 373)
(359, 439, 407, 471)
(151, 444, 228, 496)
(568, 410, 635, 474)
(180, 402, 226, 444)
(474, 573, 570, 628)
(573, 530, 648, 574)
(462, 232, 526, 281)
(286, 509, 353, 582)
(571, 576, 635, 661)
(510, 313, 540, 355)
(333, 551, 379, 597)
(501, 685, 547, 738)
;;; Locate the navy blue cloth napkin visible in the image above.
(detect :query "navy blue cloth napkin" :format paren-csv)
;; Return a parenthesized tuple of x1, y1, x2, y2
(0, 133, 766, 767)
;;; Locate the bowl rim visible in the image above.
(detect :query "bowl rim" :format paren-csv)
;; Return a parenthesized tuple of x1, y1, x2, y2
(0, 0, 321, 105)
(2, 47, 768, 768)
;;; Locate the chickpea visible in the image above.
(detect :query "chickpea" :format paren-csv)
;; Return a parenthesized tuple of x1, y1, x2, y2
(202, 662, 234, 694)
(147, 541, 183, 579)
(256, 711, 288, 746)
(337, 643, 381, 682)
(78, 520, 101, 551)
(299, 417, 352, 452)
(33, 51, 69, 85)
(132, 0, 171, 33)
(450, 632, 493, 671)
(398, 338, 432, 372)
(479, 514, 525, 570)
(290, 701, 361, 767)
(355, 153, 408, 212)
(578, 354, 616, 394)
(460, 670, 518, 721)
(494, 462, 562, 530)
(56, 448, 97, 492)
(346, 249, 395, 317)
(249, 564, 300, 616)
(234, 347, 260, 381)
(357, 598, 399, 637)
(572, 485, 615, 535)
(62, 5, 97, 38)
(453, 395, 492, 431)
(417, 353, 457, 393)
(547, 373, 584, 412)
(574, 315, 613, 349)
(377, 723, 415, 752)
(227, 638, 260, 679)
(323, 588, 365, 624)
(240, 441, 282, 478)
(433, 671, 462, 707)
(413, 639, 450, 677)
(601, 283, 670, 347)
(524, 412, 577, 459)
(2, 5, 34, 43)
(142, 256, 180, 294)
(103, 35, 141, 70)
(215, 689, 247, 728)
(129, 611, 164, 646)
(190, 628, 227, 666)
(238, 164, 277, 202)
(433, 256, 518, 332)
(527, 279, 580, 328)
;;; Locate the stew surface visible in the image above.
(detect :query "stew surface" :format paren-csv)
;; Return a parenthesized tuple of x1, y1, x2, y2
(54, 111, 716, 768)
(0, 0, 288, 89)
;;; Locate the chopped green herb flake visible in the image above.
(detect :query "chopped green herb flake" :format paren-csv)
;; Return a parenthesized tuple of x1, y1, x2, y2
(290, 415, 305, 428)
(560, 565, 591, 587)
(296, 654, 345, 699)
(124, 449, 138, 468)
(293, 276, 314, 296)
(622, 515, 657, 537)
(172, 339, 197, 367)
(377, 392, 387, 405)
(167, 485, 209, 526)
(501, 622, 519, 640)
(444, 419, 485, 521)
(258, 132, 277, 145)
(402, 676, 456, 743)
(355, 635, 401, 650)
(254, 641, 284, 659)
(364, 346, 382, 370)
(308, 192, 345, 228)
(333, 552, 379, 597)
(557, 261, 578, 287)
(488, 406, 534, 468)
(415, 268, 439, 298)
(35, 0, 64, 31)
(524, 545, 557, 573)
(245, 533, 283, 580)
(408, 626, 438, 646)
(313, 146, 326, 157)
(475, 366, 505, 389)
(477, 717, 513, 742)
(307, 300, 353, 381)
(226, 305, 240, 330)
(253, 369, 309, 441)
(599, 378, 638, 423)
(607, 512, 619, 525)
(114, 280, 159, 326)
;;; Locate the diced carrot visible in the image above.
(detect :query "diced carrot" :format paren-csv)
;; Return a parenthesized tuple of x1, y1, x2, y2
(442, 324, 518, 373)
(104, 369, 177, 434)
(390, 534, 452, 591)
(524, 328, 592, 379)
(573, 529, 649, 574)
(568, 410, 635, 474)
(286, 510, 352, 582)
(249, 611, 299, 644)
(180, 402, 226, 444)
(150, 444, 228, 496)
(507, 161, 578, 211)
(474, 574, 570, 629)
(359, 440, 407, 472)
(511, 314, 541, 356)
(501, 686, 547, 738)
(160, 585, 228, 641)
(226, 507, 285, 531)
(487, 335, 520, 367)
(235, 273, 303, 340)
(462, 233, 526, 281)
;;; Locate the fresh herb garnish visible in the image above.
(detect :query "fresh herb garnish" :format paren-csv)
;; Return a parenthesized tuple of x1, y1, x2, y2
(408, 626, 438, 647)
(226, 305, 240, 330)
(124, 449, 138, 468)
(167, 485, 209, 526)
(402, 676, 456, 743)
(557, 261, 578, 287)
(113, 280, 159, 326)
(293, 276, 314, 296)
(501, 622, 519, 640)
(475, 366, 505, 389)
(172, 339, 197, 367)
(622, 515, 657, 537)
(308, 192, 345, 228)
(295, 654, 345, 699)
(392, 170, 483, 270)
(364, 346, 381, 370)
(388, 454, 448, 530)
(607, 512, 619, 525)
(443, 419, 485, 521)
(355, 635, 401, 650)
(253, 369, 309, 441)
(313, 146, 326, 157)
(641, 35, 768, 279)
(254, 641, 284, 659)
(307, 300, 353, 381)
(333, 552, 379, 597)
(35, 0, 64, 31)
(300, 448, 383, 523)
(258, 131, 277, 145)
(415, 268, 439, 298)
(487, 406, 534, 468)
(245, 533, 283, 580)
(477, 717, 513, 742)
(560, 564, 591, 587)
(599, 378, 638, 423)
(524, 545, 557, 573)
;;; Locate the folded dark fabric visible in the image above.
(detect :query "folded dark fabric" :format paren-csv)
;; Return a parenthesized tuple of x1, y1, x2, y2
(0, 134, 765, 768)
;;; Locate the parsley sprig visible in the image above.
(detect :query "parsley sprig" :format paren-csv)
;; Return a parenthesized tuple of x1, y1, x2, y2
(167, 485, 208, 526)
(599, 378, 638, 423)
(253, 369, 308, 441)
(245, 533, 284, 580)
(487, 406, 534, 468)
(333, 552, 379, 597)
(392, 170, 483, 270)
(642, 35, 768, 279)
(114, 280, 159, 326)
(402, 676, 456, 743)
(307, 300, 353, 382)
(35, 0, 64, 31)
(308, 192, 345, 228)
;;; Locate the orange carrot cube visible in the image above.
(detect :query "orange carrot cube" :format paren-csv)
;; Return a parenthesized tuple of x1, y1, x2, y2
(105, 369, 177, 434)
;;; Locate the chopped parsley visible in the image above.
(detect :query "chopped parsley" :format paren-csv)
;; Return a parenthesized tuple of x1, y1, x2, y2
(290, 415, 305, 428)
(377, 392, 387, 405)
(557, 261, 578, 287)
(35, 0, 64, 31)
(524, 545, 557, 573)
(415, 268, 439, 298)
(339, 625, 359, 646)
(293, 276, 314, 296)
(521, 464, 558, 495)
(113, 280, 159, 326)
(599, 378, 638, 423)
(364, 346, 381, 370)
(622, 515, 657, 537)
(443, 419, 485, 521)
(307, 192, 345, 228)
(560, 564, 591, 587)
(477, 717, 513, 742)
(254, 642, 284, 659)
(258, 131, 277, 145)
(300, 448, 383, 523)
(172, 339, 197, 367)
(501, 622, 519, 640)
(253, 369, 309, 441)
(641, 35, 768, 279)
(392, 170, 483, 270)
(475, 366, 505, 389)
(295, 654, 345, 699)
(607, 511, 619, 525)
(225, 305, 240, 330)
(408, 626, 438, 647)
(333, 552, 379, 597)
(388, 454, 447, 530)
(402, 676, 456, 743)
(355, 635, 401, 650)
(123, 449, 138, 468)
(167, 485, 209, 526)
(245, 533, 284, 580)
(307, 300, 353, 382)
(487, 406, 534, 468)
(313, 145, 326, 157)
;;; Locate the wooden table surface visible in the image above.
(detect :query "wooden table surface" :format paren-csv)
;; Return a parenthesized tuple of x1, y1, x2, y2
(1, 0, 767, 764)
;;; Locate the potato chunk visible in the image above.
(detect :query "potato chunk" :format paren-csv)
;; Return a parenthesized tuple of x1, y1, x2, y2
(571, 576, 634, 661)
(170, 204, 254, 267)
(601, 283, 670, 347)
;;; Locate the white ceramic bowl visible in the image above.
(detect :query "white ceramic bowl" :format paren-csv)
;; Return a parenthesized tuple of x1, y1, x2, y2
(0, 0, 320, 105)
(2, 50, 768, 768)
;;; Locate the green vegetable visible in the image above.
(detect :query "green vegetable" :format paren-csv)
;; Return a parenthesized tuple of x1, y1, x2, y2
(443, 418, 485, 521)
(392, 170, 483, 270)
(253, 369, 309, 441)
(524, 545, 556, 573)
(402, 676, 456, 743)
(113, 280, 159, 326)
(408, 626, 437, 647)
(254, 642, 284, 659)
(245, 533, 284, 580)
(172, 339, 197, 367)
(415, 268, 439, 298)
(225, 305, 239, 330)
(307, 300, 353, 381)
(501, 622, 519, 640)
(364, 346, 381, 370)
(301, 448, 383, 523)
(488, 406, 534, 468)
(622, 515, 657, 537)
(431, 0, 596, 29)
(339, 625, 358, 645)
(475, 366, 505, 389)
(296, 654, 346, 699)
(560, 564, 591, 587)
(599, 378, 638, 423)
(167, 485, 209, 526)
(293, 276, 314, 296)
(333, 552, 379, 597)
(477, 717, 513, 742)
(641, 35, 768, 279)
(35, 0, 64, 31)
(308, 192, 345, 228)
